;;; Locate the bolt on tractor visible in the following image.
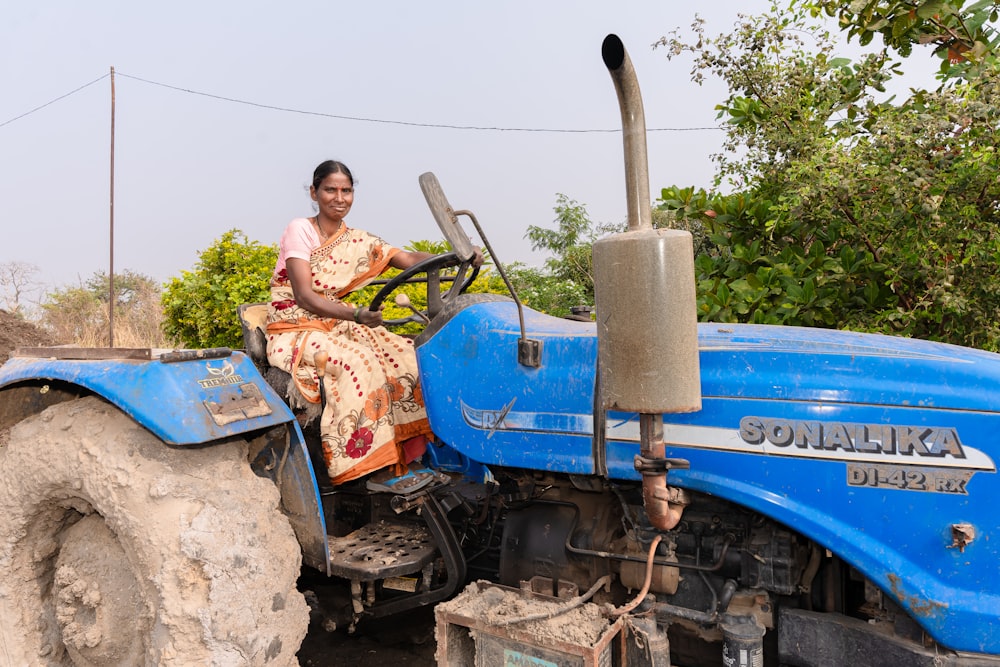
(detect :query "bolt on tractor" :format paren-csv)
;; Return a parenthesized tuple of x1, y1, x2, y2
(0, 35, 998, 667)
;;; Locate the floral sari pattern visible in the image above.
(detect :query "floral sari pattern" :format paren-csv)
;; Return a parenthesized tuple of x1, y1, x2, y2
(265, 225, 433, 484)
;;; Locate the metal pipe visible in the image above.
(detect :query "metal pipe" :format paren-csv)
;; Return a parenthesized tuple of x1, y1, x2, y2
(457, 209, 541, 367)
(601, 34, 652, 232)
(640, 414, 686, 530)
(561, 498, 736, 572)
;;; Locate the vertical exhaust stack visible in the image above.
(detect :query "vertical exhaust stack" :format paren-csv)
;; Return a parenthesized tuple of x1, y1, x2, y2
(601, 34, 653, 234)
(593, 34, 702, 529)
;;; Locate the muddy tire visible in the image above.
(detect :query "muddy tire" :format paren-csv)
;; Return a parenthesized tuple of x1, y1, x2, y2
(0, 396, 309, 665)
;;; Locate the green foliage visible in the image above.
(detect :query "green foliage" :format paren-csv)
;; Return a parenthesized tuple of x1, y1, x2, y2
(808, 0, 1000, 79)
(161, 230, 277, 348)
(517, 195, 600, 316)
(515, 194, 709, 319)
(526, 194, 596, 286)
(658, 185, 892, 328)
(650, 191, 711, 257)
(506, 263, 591, 318)
(657, 2, 1000, 349)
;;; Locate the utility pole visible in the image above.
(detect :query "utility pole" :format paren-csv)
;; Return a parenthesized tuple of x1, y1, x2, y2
(109, 66, 116, 347)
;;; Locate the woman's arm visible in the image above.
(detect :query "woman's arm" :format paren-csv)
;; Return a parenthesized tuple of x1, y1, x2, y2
(286, 257, 383, 326)
(286, 246, 485, 326)
(389, 247, 485, 270)
(389, 250, 434, 270)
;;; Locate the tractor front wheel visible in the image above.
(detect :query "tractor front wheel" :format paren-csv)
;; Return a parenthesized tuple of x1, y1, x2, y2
(0, 396, 309, 665)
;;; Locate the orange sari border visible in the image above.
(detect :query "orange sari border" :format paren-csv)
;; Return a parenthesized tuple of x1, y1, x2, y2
(266, 318, 338, 335)
(328, 427, 433, 485)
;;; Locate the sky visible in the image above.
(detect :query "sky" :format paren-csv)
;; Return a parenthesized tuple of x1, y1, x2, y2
(0, 1, 935, 301)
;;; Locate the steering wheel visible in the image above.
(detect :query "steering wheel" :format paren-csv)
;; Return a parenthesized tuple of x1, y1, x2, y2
(368, 251, 480, 326)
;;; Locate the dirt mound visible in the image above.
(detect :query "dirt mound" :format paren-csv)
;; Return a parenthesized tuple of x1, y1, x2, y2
(0, 310, 54, 364)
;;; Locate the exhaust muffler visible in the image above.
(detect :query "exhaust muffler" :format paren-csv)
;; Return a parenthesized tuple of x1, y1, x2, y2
(593, 34, 702, 529)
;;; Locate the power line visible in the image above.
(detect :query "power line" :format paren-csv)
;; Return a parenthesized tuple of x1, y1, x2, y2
(2, 70, 725, 134)
(117, 71, 722, 133)
(0, 74, 110, 128)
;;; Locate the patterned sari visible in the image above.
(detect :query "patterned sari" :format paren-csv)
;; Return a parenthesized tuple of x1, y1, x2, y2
(265, 224, 433, 484)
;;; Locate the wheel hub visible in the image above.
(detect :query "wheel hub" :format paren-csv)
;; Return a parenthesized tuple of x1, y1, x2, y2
(53, 513, 146, 666)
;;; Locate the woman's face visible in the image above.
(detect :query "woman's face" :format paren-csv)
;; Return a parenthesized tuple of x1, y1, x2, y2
(311, 172, 354, 223)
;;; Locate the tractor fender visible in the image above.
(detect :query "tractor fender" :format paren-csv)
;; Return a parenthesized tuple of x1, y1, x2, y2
(0, 350, 331, 573)
(0, 351, 293, 444)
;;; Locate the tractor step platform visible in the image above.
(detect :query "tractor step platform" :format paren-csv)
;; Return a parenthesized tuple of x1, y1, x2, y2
(327, 520, 436, 581)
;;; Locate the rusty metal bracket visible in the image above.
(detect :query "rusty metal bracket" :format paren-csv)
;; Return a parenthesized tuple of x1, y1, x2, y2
(518, 338, 543, 368)
(633, 454, 691, 474)
(203, 383, 273, 426)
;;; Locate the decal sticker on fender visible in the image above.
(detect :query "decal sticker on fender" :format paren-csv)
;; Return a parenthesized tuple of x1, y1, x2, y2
(739, 416, 968, 461)
(664, 417, 994, 471)
(846, 464, 972, 494)
(197, 360, 244, 388)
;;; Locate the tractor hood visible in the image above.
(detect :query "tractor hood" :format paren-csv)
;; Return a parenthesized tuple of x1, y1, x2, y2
(417, 295, 1000, 475)
(416, 295, 1000, 654)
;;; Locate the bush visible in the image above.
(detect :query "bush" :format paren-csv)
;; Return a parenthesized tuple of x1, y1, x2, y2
(162, 230, 277, 349)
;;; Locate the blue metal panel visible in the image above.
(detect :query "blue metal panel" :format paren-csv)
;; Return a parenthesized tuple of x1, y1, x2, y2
(416, 299, 1000, 655)
(417, 300, 598, 473)
(0, 351, 295, 445)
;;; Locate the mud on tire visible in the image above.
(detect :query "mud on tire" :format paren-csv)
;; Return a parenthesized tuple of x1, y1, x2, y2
(0, 396, 309, 665)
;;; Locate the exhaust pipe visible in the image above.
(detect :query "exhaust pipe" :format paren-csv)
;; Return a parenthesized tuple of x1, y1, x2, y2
(601, 34, 652, 233)
(593, 35, 702, 530)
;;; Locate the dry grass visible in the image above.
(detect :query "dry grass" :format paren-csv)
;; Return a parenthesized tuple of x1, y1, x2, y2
(39, 282, 178, 349)
(71, 308, 175, 349)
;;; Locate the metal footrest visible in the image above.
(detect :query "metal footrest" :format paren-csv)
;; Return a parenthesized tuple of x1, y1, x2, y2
(327, 520, 437, 581)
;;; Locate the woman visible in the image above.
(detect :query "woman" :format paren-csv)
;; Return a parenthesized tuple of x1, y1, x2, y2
(266, 160, 478, 484)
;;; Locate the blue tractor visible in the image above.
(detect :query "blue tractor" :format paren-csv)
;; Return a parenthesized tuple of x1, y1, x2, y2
(0, 36, 997, 666)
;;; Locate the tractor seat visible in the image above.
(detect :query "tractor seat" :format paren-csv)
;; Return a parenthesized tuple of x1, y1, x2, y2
(237, 303, 293, 399)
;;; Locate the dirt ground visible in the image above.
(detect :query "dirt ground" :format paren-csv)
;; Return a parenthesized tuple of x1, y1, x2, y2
(299, 605, 437, 666)
(0, 310, 434, 666)
(0, 309, 54, 363)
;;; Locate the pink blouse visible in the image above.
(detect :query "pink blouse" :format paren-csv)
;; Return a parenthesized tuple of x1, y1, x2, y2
(272, 217, 320, 281)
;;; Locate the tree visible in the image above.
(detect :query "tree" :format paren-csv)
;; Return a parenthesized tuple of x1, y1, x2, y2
(506, 264, 592, 318)
(656, 1, 1000, 350)
(516, 195, 603, 316)
(0, 261, 41, 316)
(39, 270, 168, 347)
(526, 194, 598, 291)
(161, 230, 277, 349)
(516, 195, 706, 318)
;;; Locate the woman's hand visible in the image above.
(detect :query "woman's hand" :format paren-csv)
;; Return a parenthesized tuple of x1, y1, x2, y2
(470, 246, 485, 268)
(354, 305, 383, 327)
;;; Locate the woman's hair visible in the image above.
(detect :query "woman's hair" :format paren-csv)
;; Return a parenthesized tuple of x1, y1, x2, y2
(312, 160, 354, 189)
